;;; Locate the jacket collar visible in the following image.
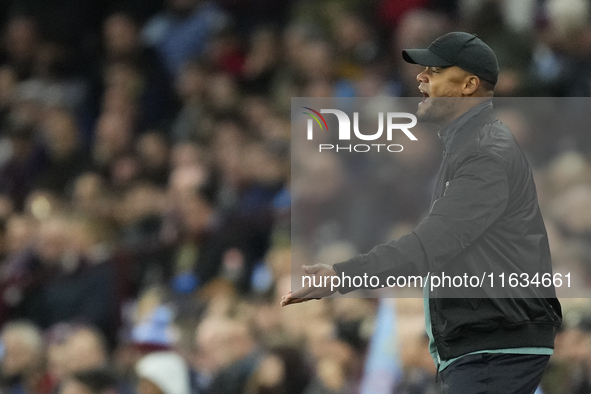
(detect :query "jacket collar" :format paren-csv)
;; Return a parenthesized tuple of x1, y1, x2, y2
(437, 99, 494, 152)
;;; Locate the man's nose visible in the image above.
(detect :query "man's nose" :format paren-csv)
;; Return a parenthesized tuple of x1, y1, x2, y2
(417, 69, 428, 83)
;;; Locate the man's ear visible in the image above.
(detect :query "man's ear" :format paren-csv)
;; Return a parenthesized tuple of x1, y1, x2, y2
(462, 75, 480, 96)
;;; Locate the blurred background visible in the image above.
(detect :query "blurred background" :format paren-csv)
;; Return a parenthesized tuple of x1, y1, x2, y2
(0, 0, 590, 393)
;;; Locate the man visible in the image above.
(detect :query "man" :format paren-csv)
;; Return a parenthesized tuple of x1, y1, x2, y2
(282, 32, 562, 393)
(0, 321, 50, 394)
(47, 324, 110, 390)
(135, 351, 190, 394)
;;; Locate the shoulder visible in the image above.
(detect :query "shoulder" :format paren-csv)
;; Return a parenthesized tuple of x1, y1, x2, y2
(451, 119, 526, 177)
(477, 120, 523, 163)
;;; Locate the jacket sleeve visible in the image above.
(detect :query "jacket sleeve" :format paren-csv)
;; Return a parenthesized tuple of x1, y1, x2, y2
(333, 152, 510, 293)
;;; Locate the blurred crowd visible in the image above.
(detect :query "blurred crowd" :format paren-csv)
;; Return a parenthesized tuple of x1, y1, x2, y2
(0, 0, 590, 393)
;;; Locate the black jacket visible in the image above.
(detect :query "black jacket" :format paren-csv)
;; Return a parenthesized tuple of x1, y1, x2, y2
(333, 100, 562, 360)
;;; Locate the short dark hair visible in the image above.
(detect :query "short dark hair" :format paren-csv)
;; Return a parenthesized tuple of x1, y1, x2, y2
(70, 369, 118, 394)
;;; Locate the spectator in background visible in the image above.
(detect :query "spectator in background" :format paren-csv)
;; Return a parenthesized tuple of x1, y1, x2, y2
(98, 12, 174, 130)
(46, 324, 110, 391)
(38, 218, 116, 336)
(0, 320, 51, 394)
(64, 326, 110, 374)
(328, 9, 381, 93)
(0, 15, 40, 80)
(204, 71, 240, 115)
(244, 346, 311, 394)
(194, 316, 261, 394)
(170, 60, 210, 143)
(135, 131, 171, 187)
(91, 111, 134, 177)
(111, 286, 177, 394)
(2, 213, 34, 258)
(1, 215, 117, 337)
(530, 0, 591, 96)
(0, 215, 68, 325)
(240, 28, 280, 97)
(142, 0, 228, 77)
(116, 181, 166, 250)
(0, 122, 47, 210)
(36, 107, 91, 196)
(135, 352, 190, 394)
(0, 215, 35, 323)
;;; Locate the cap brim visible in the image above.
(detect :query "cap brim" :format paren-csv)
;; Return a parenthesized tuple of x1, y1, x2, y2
(402, 49, 454, 67)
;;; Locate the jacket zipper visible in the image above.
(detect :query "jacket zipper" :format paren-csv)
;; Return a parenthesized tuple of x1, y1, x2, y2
(430, 181, 450, 213)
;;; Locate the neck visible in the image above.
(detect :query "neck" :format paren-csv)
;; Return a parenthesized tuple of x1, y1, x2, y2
(440, 97, 491, 127)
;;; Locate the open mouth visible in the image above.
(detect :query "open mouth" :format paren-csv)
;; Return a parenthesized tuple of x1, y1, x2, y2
(421, 91, 430, 103)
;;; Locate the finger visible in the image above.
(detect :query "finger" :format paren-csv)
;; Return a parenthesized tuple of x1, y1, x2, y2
(303, 264, 321, 274)
(279, 291, 292, 302)
(283, 297, 319, 306)
(281, 295, 303, 306)
(283, 297, 306, 306)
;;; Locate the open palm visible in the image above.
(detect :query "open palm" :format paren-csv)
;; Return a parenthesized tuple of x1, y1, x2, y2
(280, 264, 338, 306)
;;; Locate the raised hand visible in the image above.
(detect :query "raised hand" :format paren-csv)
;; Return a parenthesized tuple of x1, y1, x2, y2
(280, 264, 338, 306)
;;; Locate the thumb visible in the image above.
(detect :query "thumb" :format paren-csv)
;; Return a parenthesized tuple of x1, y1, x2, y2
(303, 264, 321, 274)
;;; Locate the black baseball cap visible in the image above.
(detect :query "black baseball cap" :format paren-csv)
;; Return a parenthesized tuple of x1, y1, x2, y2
(402, 32, 499, 85)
